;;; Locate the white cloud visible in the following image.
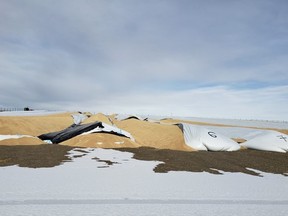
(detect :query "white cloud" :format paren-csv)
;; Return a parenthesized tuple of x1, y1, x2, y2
(0, 0, 287, 120)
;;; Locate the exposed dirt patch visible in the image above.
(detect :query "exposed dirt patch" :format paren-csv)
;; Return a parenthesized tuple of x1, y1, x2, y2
(114, 147, 288, 176)
(74, 149, 91, 153)
(0, 145, 74, 168)
(92, 157, 120, 166)
(73, 154, 86, 158)
(1, 145, 287, 177)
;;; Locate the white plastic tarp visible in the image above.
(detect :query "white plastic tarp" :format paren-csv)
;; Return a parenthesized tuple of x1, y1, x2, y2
(241, 131, 288, 153)
(179, 123, 240, 151)
(81, 122, 135, 142)
(72, 113, 87, 125)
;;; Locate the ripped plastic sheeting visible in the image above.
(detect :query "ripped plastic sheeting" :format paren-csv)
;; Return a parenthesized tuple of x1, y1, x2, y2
(38, 121, 135, 144)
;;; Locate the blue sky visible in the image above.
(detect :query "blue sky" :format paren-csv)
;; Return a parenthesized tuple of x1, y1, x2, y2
(0, 0, 287, 120)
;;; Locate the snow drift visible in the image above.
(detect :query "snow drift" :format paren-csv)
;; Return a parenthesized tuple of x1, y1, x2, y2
(177, 123, 240, 151)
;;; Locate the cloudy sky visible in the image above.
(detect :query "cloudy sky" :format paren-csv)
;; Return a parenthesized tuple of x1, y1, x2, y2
(0, 0, 287, 120)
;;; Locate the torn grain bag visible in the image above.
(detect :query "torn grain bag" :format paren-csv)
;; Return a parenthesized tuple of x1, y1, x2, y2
(38, 121, 104, 144)
(38, 121, 135, 144)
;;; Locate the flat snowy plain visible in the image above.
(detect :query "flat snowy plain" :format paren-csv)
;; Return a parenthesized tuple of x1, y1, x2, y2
(1, 148, 288, 216)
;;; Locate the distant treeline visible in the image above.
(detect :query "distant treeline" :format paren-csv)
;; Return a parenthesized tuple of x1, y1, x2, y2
(0, 107, 32, 112)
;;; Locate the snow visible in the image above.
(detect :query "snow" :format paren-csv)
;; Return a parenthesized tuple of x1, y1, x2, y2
(1, 203, 288, 216)
(145, 115, 288, 129)
(71, 113, 87, 125)
(181, 116, 288, 129)
(0, 135, 33, 141)
(0, 110, 65, 116)
(0, 148, 287, 215)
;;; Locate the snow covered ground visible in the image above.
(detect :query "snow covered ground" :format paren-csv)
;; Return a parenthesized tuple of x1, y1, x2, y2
(180, 116, 288, 129)
(1, 148, 287, 215)
(0, 110, 65, 116)
(145, 115, 288, 129)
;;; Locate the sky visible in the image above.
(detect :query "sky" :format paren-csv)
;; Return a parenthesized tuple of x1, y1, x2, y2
(0, 0, 287, 121)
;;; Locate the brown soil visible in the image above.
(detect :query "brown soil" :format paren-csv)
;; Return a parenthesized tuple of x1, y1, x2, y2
(114, 147, 288, 177)
(92, 157, 120, 166)
(0, 145, 74, 168)
(0, 145, 287, 177)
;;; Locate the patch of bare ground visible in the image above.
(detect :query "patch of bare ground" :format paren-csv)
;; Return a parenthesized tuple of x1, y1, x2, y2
(0, 145, 74, 168)
(1, 145, 287, 177)
(92, 157, 119, 166)
(114, 147, 288, 177)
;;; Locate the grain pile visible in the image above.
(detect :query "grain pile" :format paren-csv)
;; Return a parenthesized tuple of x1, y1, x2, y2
(114, 119, 193, 151)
